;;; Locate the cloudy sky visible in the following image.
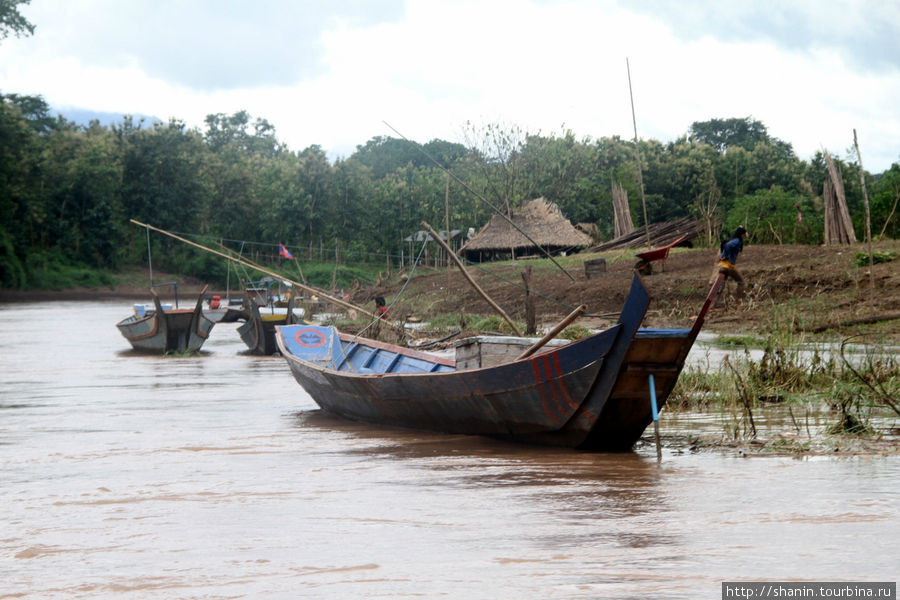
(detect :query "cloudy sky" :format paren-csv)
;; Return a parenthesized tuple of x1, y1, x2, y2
(2, 0, 899, 171)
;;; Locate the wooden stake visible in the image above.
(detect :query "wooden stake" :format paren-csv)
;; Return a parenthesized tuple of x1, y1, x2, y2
(420, 220, 522, 336)
(522, 265, 536, 335)
(649, 373, 662, 462)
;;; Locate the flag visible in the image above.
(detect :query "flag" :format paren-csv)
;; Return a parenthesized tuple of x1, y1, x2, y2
(278, 243, 294, 259)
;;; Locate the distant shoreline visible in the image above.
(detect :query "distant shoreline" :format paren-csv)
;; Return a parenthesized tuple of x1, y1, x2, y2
(0, 286, 218, 303)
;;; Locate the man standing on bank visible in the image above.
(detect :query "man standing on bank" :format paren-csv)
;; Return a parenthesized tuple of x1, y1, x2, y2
(714, 225, 748, 305)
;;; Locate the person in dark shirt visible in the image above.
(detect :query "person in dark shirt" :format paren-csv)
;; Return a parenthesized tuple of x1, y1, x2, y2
(712, 226, 747, 305)
(374, 296, 389, 318)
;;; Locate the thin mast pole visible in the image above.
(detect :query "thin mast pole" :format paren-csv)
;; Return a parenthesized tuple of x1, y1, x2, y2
(853, 129, 875, 294)
(145, 225, 153, 285)
(627, 57, 651, 248)
(444, 171, 451, 268)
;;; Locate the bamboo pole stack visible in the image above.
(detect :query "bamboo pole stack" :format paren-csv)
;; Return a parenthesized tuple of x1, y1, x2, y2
(590, 217, 701, 252)
(611, 181, 635, 239)
(823, 151, 857, 245)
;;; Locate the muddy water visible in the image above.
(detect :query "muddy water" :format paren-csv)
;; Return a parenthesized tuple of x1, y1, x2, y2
(1, 301, 897, 599)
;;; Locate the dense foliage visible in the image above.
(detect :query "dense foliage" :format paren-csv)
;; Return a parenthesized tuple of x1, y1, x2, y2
(1, 93, 897, 290)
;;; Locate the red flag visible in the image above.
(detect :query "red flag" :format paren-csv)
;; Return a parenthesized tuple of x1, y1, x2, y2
(278, 243, 294, 259)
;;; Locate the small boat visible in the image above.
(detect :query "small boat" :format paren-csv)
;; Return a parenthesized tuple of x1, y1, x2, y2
(204, 297, 247, 323)
(117, 284, 215, 353)
(275, 274, 722, 450)
(237, 291, 303, 355)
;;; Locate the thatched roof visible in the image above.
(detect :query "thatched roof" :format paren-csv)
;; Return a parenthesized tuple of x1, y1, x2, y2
(459, 198, 592, 254)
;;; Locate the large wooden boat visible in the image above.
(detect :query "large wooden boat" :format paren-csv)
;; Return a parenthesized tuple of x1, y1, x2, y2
(275, 274, 723, 450)
(117, 285, 215, 353)
(237, 291, 302, 355)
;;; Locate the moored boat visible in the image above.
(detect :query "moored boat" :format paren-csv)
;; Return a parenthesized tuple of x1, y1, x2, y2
(237, 291, 303, 355)
(117, 284, 215, 353)
(275, 274, 723, 450)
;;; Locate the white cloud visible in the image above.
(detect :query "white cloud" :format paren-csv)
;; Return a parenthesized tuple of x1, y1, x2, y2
(1, 0, 897, 170)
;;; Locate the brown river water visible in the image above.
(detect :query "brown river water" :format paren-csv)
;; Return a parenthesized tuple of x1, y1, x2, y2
(1, 301, 897, 599)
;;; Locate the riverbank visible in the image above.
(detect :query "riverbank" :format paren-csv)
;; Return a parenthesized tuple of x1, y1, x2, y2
(3, 243, 898, 343)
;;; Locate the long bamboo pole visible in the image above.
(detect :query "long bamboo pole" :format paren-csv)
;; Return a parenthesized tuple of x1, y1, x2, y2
(420, 220, 522, 336)
(444, 171, 451, 268)
(515, 304, 586, 361)
(129, 219, 405, 333)
(853, 129, 875, 293)
(626, 58, 651, 248)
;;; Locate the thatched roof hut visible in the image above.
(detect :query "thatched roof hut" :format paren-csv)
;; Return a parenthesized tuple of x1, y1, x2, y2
(459, 197, 592, 261)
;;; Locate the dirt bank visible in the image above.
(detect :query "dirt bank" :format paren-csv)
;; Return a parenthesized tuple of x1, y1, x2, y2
(2, 242, 898, 342)
(357, 240, 900, 342)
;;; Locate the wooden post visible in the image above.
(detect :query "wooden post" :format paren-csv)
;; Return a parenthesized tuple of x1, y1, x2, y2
(649, 373, 662, 462)
(522, 265, 536, 335)
(421, 220, 522, 336)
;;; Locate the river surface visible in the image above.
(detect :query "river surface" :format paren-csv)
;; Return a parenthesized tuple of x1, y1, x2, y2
(1, 301, 897, 599)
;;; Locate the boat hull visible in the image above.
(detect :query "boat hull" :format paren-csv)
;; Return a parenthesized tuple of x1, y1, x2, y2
(237, 292, 301, 355)
(280, 324, 622, 437)
(117, 285, 214, 353)
(276, 274, 722, 450)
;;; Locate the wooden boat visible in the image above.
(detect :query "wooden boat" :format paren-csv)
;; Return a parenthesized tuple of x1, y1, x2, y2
(117, 285, 215, 353)
(237, 291, 303, 355)
(275, 274, 723, 450)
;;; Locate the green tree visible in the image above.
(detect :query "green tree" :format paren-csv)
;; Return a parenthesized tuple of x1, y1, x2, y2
(204, 110, 284, 159)
(40, 122, 124, 266)
(725, 187, 821, 245)
(461, 121, 533, 216)
(0, 95, 40, 286)
(689, 116, 774, 153)
(0, 0, 34, 40)
(871, 163, 899, 239)
(117, 119, 211, 269)
(2, 93, 55, 134)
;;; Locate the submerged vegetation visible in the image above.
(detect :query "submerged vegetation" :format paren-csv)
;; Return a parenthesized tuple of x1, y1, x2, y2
(668, 323, 899, 452)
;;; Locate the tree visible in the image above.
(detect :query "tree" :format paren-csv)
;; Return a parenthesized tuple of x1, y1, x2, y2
(41, 123, 124, 266)
(118, 119, 211, 267)
(725, 187, 821, 245)
(0, 95, 40, 286)
(871, 163, 900, 239)
(351, 136, 420, 178)
(0, 0, 34, 41)
(2, 93, 55, 134)
(643, 138, 718, 222)
(689, 117, 774, 154)
(204, 110, 284, 158)
(461, 121, 532, 216)
(518, 131, 594, 214)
